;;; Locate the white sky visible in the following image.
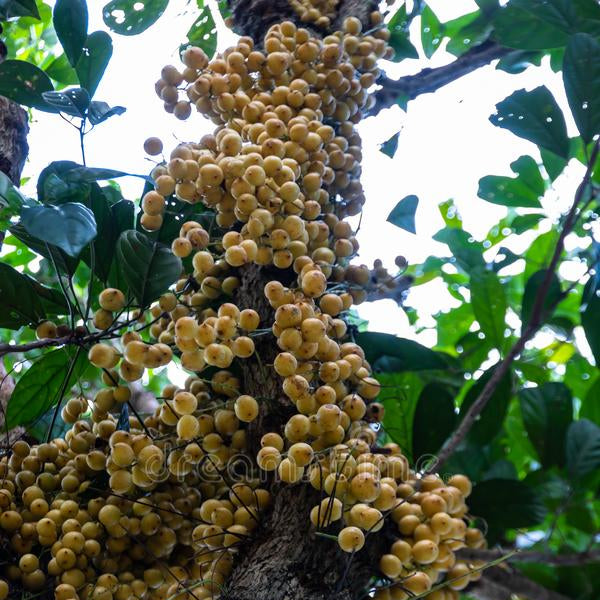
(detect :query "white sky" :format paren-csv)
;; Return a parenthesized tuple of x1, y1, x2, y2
(20, 0, 586, 346)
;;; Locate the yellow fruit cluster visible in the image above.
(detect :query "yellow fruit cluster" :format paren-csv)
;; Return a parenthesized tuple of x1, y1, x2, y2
(2, 9, 486, 600)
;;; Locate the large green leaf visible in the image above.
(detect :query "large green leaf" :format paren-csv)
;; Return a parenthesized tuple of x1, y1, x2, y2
(490, 86, 570, 159)
(581, 378, 600, 426)
(20, 202, 97, 258)
(522, 269, 562, 328)
(433, 227, 485, 273)
(102, 0, 168, 35)
(115, 230, 182, 307)
(519, 383, 573, 467)
(387, 195, 418, 234)
(387, 6, 419, 61)
(53, 0, 88, 67)
(563, 33, 600, 143)
(524, 230, 559, 281)
(355, 331, 448, 372)
(0, 0, 40, 19)
(581, 277, 600, 366)
(182, 4, 217, 59)
(468, 478, 547, 541)
(459, 365, 513, 443)
(478, 155, 546, 208)
(421, 5, 443, 58)
(76, 31, 113, 97)
(470, 267, 507, 349)
(412, 382, 456, 460)
(0, 60, 54, 111)
(6, 347, 88, 429)
(436, 303, 475, 349)
(566, 419, 600, 479)
(42, 88, 90, 117)
(0, 263, 45, 328)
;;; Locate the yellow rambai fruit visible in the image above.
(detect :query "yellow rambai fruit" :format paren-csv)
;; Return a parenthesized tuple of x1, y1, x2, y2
(338, 526, 364, 552)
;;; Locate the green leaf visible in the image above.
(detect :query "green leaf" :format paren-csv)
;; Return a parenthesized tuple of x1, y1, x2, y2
(478, 155, 546, 208)
(76, 31, 113, 97)
(421, 5, 443, 59)
(0, 60, 54, 111)
(182, 4, 217, 59)
(540, 148, 567, 181)
(115, 230, 182, 307)
(490, 86, 570, 159)
(0, 171, 29, 228)
(566, 419, 600, 479)
(496, 50, 543, 74)
(62, 166, 148, 183)
(0, 263, 46, 328)
(581, 378, 600, 426)
(6, 347, 88, 429)
(470, 267, 507, 349)
(20, 202, 97, 257)
(433, 227, 486, 273)
(53, 0, 88, 67)
(387, 195, 418, 234)
(27, 404, 70, 442)
(563, 33, 600, 143)
(87, 100, 126, 125)
(355, 331, 448, 373)
(387, 6, 419, 61)
(524, 230, 559, 281)
(522, 269, 562, 328)
(45, 53, 79, 86)
(581, 277, 600, 366)
(437, 303, 475, 349)
(459, 365, 513, 444)
(102, 0, 168, 35)
(468, 478, 547, 541)
(42, 88, 90, 117)
(510, 213, 545, 234)
(412, 382, 456, 459)
(0, 0, 40, 19)
(379, 131, 400, 158)
(519, 383, 573, 467)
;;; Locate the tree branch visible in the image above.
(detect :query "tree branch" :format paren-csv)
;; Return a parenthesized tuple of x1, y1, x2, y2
(369, 40, 511, 116)
(426, 140, 600, 475)
(477, 566, 571, 600)
(459, 547, 600, 567)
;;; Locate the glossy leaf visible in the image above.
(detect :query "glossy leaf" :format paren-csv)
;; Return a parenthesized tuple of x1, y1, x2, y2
(76, 31, 113, 97)
(0, 0, 40, 19)
(0, 263, 46, 328)
(63, 166, 148, 183)
(102, 0, 168, 35)
(478, 155, 546, 208)
(0, 60, 54, 111)
(519, 383, 573, 467)
(356, 331, 448, 373)
(522, 269, 561, 328)
(490, 86, 570, 159)
(470, 267, 506, 349)
(6, 347, 88, 428)
(566, 419, 600, 479)
(115, 230, 182, 306)
(412, 383, 456, 459)
(53, 0, 88, 66)
(563, 33, 600, 143)
(20, 202, 97, 257)
(387, 195, 418, 234)
(42, 88, 90, 117)
(459, 365, 513, 443)
(88, 100, 126, 125)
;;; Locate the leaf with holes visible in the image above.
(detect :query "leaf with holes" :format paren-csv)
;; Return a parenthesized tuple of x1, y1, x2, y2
(116, 230, 182, 306)
(76, 31, 113, 97)
(478, 155, 546, 208)
(519, 383, 573, 467)
(387, 6, 418, 61)
(0, 60, 55, 111)
(566, 419, 600, 479)
(102, 0, 168, 35)
(20, 202, 97, 258)
(563, 33, 600, 143)
(387, 195, 418, 234)
(42, 88, 90, 117)
(0, 0, 40, 19)
(53, 0, 88, 66)
(88, 100, 126, 125)
(470, 267, 506, 349)
(421, 4, 443, 58)
(491, 86, 570, 158)
(6, 348, 88, 429)
(182, 4, 217, 59)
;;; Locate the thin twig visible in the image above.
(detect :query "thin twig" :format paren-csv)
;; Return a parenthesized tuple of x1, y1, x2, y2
(458, 547, 600, 567)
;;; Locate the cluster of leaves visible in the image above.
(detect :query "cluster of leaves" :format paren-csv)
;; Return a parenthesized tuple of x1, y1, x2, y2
(374, 3, 600, 597)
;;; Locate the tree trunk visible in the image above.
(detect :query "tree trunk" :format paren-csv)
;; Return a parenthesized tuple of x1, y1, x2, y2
(222, 3, 389, 599)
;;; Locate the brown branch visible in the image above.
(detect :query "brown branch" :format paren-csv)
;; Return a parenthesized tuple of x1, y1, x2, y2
(459, 547, 600, 567)
(427, 139, 600, 475)
(370, 40, 511, 116)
